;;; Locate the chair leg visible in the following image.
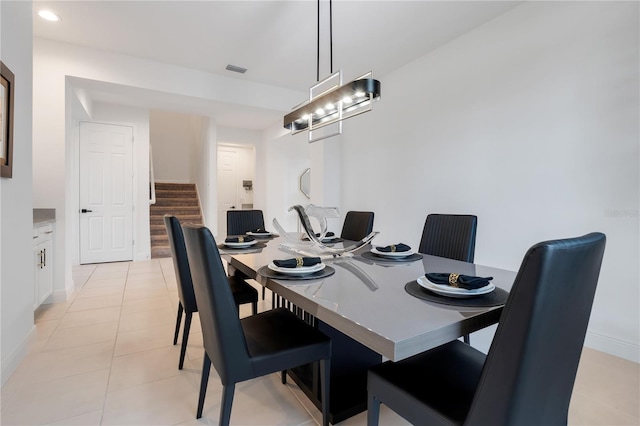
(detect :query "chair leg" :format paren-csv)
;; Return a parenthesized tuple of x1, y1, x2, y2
(463, 334, 470, 344)
(179, 311, 192, 370)
(320, 358, 331, 426)
(281, 370, 287, 384)
(219, 384, 236, 426)
(173, 302, 183, 345)
(252, 300, 257, 316)
(196, 353, 211, 419)
(367, 392, 381, 426)
(262, 286, 266, 300)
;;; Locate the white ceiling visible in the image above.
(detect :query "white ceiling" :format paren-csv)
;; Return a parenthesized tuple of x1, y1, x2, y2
(33, 0, 522, 129)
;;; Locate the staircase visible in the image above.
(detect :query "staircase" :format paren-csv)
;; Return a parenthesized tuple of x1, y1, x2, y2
(150, 183, 203, 258)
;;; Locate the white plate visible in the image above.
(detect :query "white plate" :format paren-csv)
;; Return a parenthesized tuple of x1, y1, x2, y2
(268, 262, 326, 276)
(246, 231, 272, 237)
(416, 276, 495, 298)
(371, 247, 415, 258)
(303, 234, 337, 241)
(224, 240, 258, 248)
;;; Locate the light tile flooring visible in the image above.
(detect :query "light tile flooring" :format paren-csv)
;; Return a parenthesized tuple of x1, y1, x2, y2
(1, 258, 638, 425)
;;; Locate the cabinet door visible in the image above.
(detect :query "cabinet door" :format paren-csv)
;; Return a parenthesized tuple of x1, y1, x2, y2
(34, 239, 53, 307)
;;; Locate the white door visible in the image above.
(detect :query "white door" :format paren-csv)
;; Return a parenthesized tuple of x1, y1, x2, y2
(79, 122, 134, 264)
(217, 148, 238, 237)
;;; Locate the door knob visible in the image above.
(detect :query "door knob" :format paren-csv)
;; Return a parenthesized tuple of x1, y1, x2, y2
(81, 209, 93, 213)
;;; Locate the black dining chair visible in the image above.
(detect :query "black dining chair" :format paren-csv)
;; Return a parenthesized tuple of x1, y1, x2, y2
(226, 209, 269, 300)
(164, 215, 258, 370)
(418, 214, 478, 263)
(420, 214, 477, 343)
(367, 232, 606, 426)
(226, 209, 265, 236)
(341, 211, 375, 241)
(182, 224, 332, 426)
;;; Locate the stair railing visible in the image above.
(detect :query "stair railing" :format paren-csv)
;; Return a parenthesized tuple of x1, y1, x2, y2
(149, 145, 156, 205)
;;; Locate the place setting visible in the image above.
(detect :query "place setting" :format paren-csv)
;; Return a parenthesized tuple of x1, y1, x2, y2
(245, 228, 278, 239)
(257, 256, 336, 281)
(405, 272, 509, 307)
(301, 231, 344, 244)
(217, 235, 267, 252)
(361, 243, 423, 263)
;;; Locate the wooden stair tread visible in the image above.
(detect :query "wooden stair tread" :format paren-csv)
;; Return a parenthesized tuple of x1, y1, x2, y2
(150, 182, 203, 259)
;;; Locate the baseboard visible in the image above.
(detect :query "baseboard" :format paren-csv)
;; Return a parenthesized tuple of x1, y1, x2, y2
(1, 325, 36, 386)
(44, 289, 69, 304)
(584, 330, 640, 363)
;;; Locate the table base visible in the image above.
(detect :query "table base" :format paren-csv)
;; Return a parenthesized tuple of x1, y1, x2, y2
(286, 320, 382, 424)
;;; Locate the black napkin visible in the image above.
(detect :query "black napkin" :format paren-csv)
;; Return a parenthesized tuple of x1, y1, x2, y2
(377, 243, 411, 253)
(315, 232, 335, 238)
(249, 228, 270, 234)
(225, 236, 256, 243)
(273, 257, 321, 268)
(426, 273, 493, 290)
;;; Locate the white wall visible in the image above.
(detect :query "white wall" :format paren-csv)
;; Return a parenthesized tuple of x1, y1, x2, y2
(340, 1, 639, 360)
(264, 130, 312, 233)
(150, 110, 200, 184)
(1, 0, 34, 383)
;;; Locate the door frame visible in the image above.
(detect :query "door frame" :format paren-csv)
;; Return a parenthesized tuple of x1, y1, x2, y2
(73, 119, 139, 264)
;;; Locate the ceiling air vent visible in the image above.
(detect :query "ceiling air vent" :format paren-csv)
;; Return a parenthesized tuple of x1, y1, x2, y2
(225, 64, 247, 74)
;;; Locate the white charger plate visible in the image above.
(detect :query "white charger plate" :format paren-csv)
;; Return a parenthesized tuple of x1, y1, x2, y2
(416, 276, 495, 298)
(303, 234, 338, 241)
(371, 247, 415, 258)
(224, 240, 258, 248)
(246, 231, 272, 237)
(268, 262, 326, 276)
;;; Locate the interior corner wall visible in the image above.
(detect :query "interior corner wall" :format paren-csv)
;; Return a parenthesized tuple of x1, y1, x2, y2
(1, 0, 34, 384)
(195, 118, 216, 230)
(150, 110, 199, 184)
(341, 1, 639, 360)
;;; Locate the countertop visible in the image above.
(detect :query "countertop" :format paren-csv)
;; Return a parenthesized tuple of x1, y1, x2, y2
(34, 208, 56, 226)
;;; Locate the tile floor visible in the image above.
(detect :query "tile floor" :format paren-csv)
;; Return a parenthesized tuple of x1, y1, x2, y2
(1, 258, 638, 425)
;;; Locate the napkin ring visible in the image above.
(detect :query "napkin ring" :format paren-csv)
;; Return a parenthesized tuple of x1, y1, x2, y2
(238, 236, 244, 243)
(295, 257, 304, 267)
(449, 273, 460, 287)
(390, 244, 396, 252)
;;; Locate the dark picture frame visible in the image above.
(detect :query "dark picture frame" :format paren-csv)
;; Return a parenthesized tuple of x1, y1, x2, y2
(1, 61, 15, 178)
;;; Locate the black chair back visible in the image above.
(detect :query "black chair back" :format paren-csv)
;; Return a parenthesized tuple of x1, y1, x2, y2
(183, 225, 253, 384)
(164, 215, 197, 313)
(227, 209, 265, 236)
(467, 232, 606, 425)
(419, 214, 477, 262)
(341, 211, 375, 241)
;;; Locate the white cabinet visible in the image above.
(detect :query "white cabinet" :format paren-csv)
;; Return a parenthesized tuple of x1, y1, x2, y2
(33, 222, 54, 309)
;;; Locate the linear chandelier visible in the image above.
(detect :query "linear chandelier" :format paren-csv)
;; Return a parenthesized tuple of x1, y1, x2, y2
(283, 0, 381, 143)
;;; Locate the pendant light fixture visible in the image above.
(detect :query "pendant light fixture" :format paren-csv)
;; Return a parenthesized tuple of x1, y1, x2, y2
(283, 0, 381, 143)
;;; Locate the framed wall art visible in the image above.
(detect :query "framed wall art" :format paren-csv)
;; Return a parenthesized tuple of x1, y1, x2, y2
(1, 61, 15, 178)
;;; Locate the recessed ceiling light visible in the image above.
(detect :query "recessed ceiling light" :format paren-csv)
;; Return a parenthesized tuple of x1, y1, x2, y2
(38, 10, 60, 22)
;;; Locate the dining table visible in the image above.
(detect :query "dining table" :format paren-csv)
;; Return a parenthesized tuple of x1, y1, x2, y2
(218, 234, 516, 423)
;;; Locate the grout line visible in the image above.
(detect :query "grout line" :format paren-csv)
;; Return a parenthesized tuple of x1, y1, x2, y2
(98, 261, 130, 425)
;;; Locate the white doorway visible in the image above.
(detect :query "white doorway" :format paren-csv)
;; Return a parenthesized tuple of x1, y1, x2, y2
(217, 145, 255, 237)
(79, 122, 134, 264)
